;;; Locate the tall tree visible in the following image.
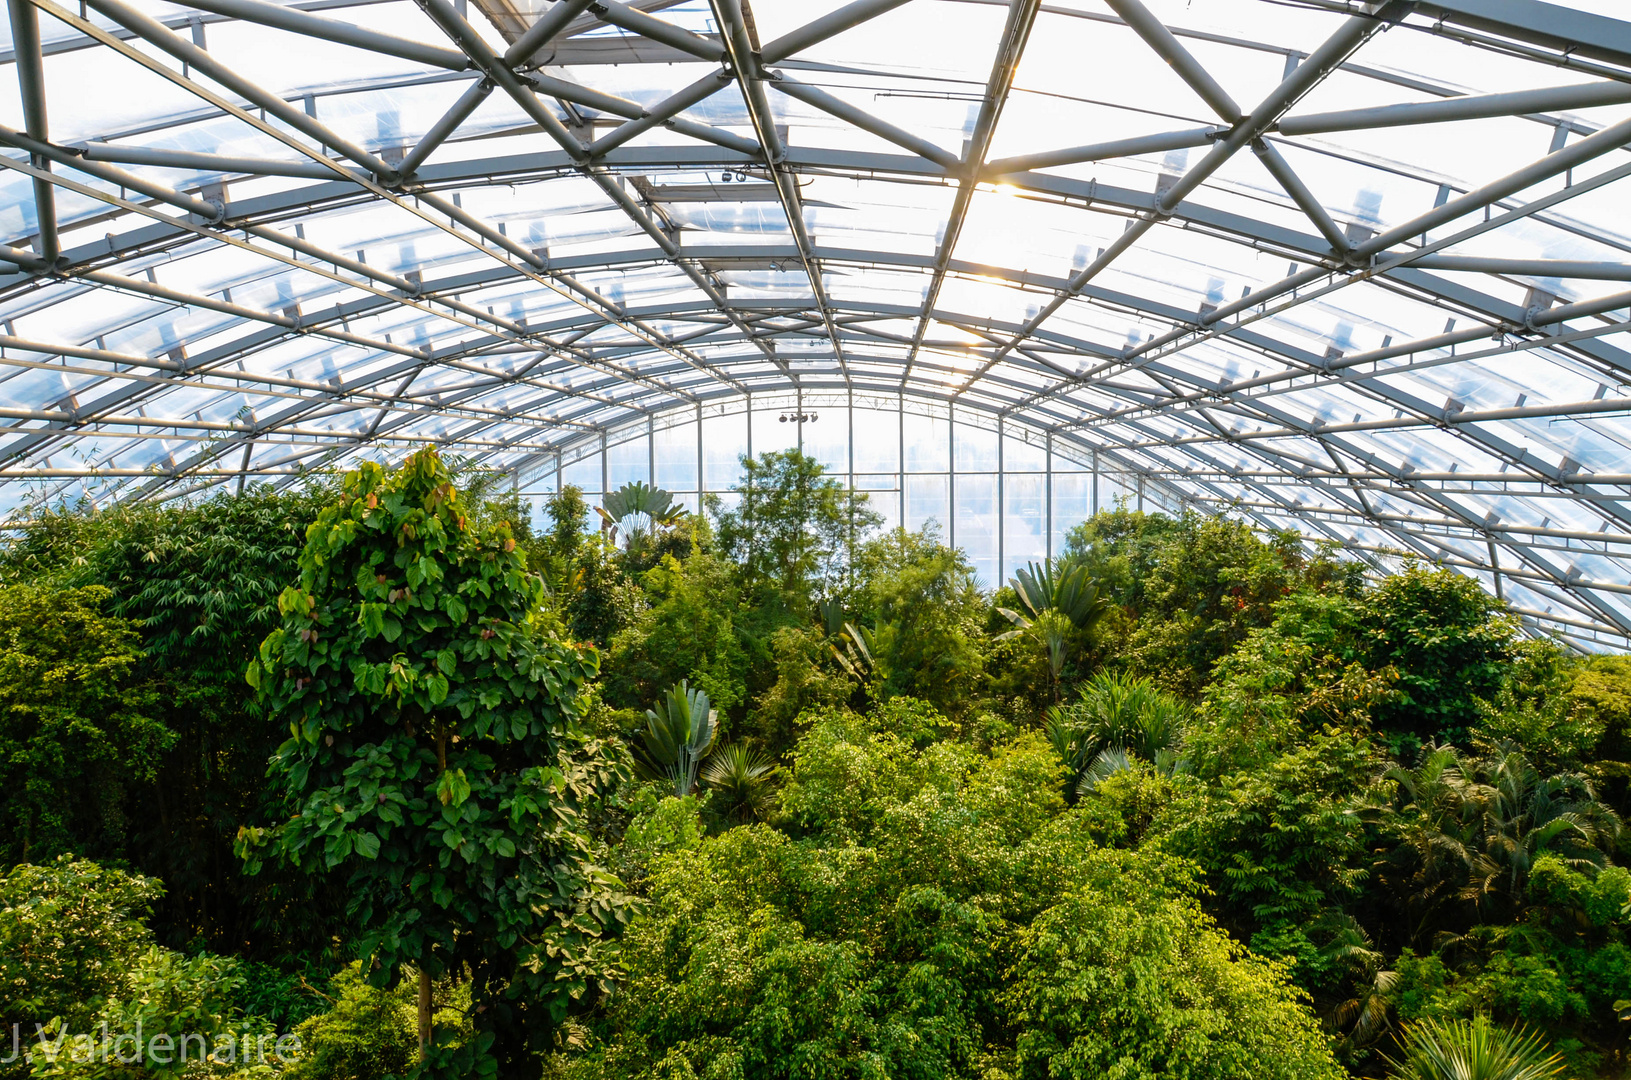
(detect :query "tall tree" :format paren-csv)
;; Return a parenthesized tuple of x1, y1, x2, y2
(706, 449, 880, 609)
(242, 448, 633, 1078)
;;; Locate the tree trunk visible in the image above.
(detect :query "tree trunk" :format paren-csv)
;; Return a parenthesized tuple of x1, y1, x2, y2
(418, 967, 432, 1062)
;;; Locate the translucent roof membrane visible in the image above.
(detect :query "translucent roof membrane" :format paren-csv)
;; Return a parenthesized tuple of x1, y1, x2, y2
(1, 0, 1629, 647)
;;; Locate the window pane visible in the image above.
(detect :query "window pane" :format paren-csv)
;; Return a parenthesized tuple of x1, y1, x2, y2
(955, 473, 998, 587)
(904, 473, 948, 533)
(654, 420, 698, 492)
(1052, 473, 1092, 554)
(954, 421, 998, 471)
(903, 411, 949, 472)
(852, 406, 900, 472)
(702, 413, 747, 490)
(1004, 473, 1046, 579)
(607, 433, 648, 489)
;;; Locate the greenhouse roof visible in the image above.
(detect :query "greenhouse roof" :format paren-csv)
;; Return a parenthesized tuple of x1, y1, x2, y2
(2, 0, 1631, 643)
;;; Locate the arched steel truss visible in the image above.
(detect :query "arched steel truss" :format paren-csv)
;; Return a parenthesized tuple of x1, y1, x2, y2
(2, 0, 1630, 645)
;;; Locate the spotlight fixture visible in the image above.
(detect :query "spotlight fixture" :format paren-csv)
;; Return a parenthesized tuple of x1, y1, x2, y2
(780, 411, 818, 423)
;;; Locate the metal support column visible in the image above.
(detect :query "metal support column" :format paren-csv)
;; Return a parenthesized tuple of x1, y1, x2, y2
(996, 416, 1004, 580)
(1092, 450, 1099, 516)
(947, 405, 956, 551)
(1045, 430, 1054, 561)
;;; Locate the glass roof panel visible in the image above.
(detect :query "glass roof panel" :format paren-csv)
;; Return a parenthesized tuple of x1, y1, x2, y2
(3, 0, 1630, 645)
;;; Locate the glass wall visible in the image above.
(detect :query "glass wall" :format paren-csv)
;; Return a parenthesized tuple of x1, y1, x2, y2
(520, 393, 1175, 589)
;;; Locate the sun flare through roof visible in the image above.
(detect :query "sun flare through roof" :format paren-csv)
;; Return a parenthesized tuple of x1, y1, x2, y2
(2, 0, 1630, 645)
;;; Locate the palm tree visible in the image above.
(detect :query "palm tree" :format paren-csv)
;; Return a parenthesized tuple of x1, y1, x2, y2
(995, 559, 1109, 701)
(1384, 1015, 1566, 1080)
(631, 680, 717, 796)
(596, 481, 684, 549)
(1355, 746, 1489, 948)
(1359, 744, 1622, 945)
(1047, 672, 1187, 799)
(1472, 744, 1621, 907)
(702, 743, 779, 824)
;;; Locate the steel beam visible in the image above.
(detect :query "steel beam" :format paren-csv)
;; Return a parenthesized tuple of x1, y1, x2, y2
(767, 72, 960, 169)
(503, 0, 595, 67)
(0, 122, 226, 220)
(77, 0, 394, 176)
(7, 0, 57, 262)
(984, 127, 1220, 176)
(712, 0, 850, 384)
(78, 141, 341, 180)
(1414, 0, 1631, 71)
(902, 0, 1042, 383)
(1251, 138, 1351, 254)
(1279, 78, 1631, 135)
(588, 0, 722, 61)
(1103, 0, 1241, 121)
(175, 0, 470, 69)
(760, 0, 914, 63)
(1356, 112, 1631, 257)
(1409, 255, 1631, 280)
(398, 77, 494, 176)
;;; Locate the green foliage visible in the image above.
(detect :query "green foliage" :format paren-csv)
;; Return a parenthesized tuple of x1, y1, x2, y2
(1116, 514, 1343, 698)
(1, 486, 340, 954)
(282, 963, 468, 1080)
(242, 448, 633, 1075)
(0, 858, 272, 1078)
(706, 449, 881, 608)
(1166, 732, 1373, 972)
(700, 743, 779, 826)
(0, 585, 167, 867)
(1009, 849, 1347, 1080)
(994, 559, 1109, 702)
(0, 857, 163, 1034)
(1384, 1015, 1566, 1080)
(746, 626, 852, 752)
(1189, 589, 1395, 776)
(605, 553, 745, 715)
(1046, 671, 1186, 799)
(566, 711, 1341, 1080)
(851, 527, 985, 714)
(631, 681, 717, 797)
(1360, 563, 1519, 746)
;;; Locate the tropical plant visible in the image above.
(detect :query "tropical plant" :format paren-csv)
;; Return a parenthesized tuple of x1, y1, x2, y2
(707, 449, 882, 606)
(1007, 558, 1108, 629)
(996, 559, 1109, 698)
(831, 620, 878, 684)
(1361, 744, 1622, 941)
(240, 447, 633, 1077)
(632, 680, 718, 796)
(702, 743, 779, 824)
(0, 584, 167, 867)
(1047, 671, 1187, 798)
(1474, 744, 1621, 902)
(1383, 1015, 1566, 1080)
(596, 481, 684, 551)
(851, 527, 985, 713)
